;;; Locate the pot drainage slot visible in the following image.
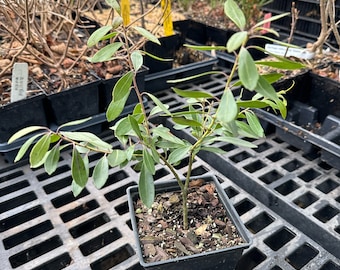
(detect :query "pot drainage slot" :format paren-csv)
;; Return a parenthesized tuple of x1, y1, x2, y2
(293, 192, 318, 209)
(0, 180, 29, 196)
(101, 171, 129, 188)
(90, 244, 135, 270)
(0, 170, 24, 183)
(316, 179, 339, 194)
(60, 200, 99, 222)
(282, 159, 304, 172)
(245, 212, 275, 234)
(320, 261, 340, 270)
(43, 176, 72, 194)
(235, 247, 267, 270)
(313, 204, 339, 223)
(9, 235, 63, 268)
(115, 201, 129, 215)
(234, 199, 256, 216)
(0, 205, 45, 232)
(0, 191, 37, 213)
(69, 213, 110, 238)
(230, 151, 252, 163)
(259, 170, 283, 184)
(185, 165, 208, 176)
(3, 220, 53, 249)
(79, 227, 122, 256)
(104, 182, 136, 202)
(285, 243, 319, 269)
(298, 168, 321, 182)
(275, 179, 300, 196)
(154, 168, 170, 180)
(31, 253, 72, 270)
(36, 165, 69, 181)
(243, 160, 266, 173)
(224, 186, 239, 199)
(253, 142, 272, 153)
(266, 151, 288, 162)
(263, 226, 296, 251)
(51, 189, 89, 208)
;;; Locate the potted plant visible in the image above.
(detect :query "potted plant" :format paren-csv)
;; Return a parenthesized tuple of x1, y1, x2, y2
(8, 0, 302, 268)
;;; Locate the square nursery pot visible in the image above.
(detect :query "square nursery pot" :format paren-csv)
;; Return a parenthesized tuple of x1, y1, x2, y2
(0, 93, 48, 162)
(173, 19, 274, 66)
(143, 34, 181, 74)
(99, 66, 148, 112)
(144, 33, 218, 93)
(46, 79, 101, 126)
(127, 175, 252, 270)
(255, 71, 340, 170)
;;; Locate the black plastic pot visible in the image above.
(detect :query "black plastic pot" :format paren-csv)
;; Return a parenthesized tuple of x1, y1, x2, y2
(99, 66, 148, 112)
(143, 34, 180, 74)
(46, 79, 101, 126)
(0, 94, 48, 143)
(127, 175, 252, 270)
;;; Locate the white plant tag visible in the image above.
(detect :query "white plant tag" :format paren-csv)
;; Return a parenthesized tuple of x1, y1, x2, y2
(11, 62, 29, 102)
(265, 44, 315, 60)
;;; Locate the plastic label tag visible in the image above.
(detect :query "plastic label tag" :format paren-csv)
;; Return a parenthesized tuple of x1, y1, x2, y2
(11, 62, 28, 102)
(162, 0, 173, 36)
(265, 44, 315, 60)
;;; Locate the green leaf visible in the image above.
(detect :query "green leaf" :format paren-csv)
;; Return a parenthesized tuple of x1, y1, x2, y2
(44, 145, 60, 175)
(13, 133, 44, 162)
(216, 89, 238, 125)
(224, 0, 246, 30)
(107, 149, 127, 167)
(72, 180, 84, 197)
(172, 88, 213, 99)
(254, 75, 279, 101)
(128, 115, 142, 139)
(134, 26, 160, 45)
(30, 134, 51, 168)
(245, 111, 264, 137)
(239, 47, 259, 90)
(93, 156, 109, 189)
(172, 117, 202, 127)
(139, 166, 155, 208)
(152, 126, 185, 145)
(88, 42, 123, 63)
(87, 25, 112, 47)
(58, 117, 92, 130)
(168, 145, 191, 164)
(131, 50, 143, 71)
(105, 0, 121, 13)
(253, 12, 290, 29)
(184, 44, 227, 51)
(261, 73, 283, 84)
(113, 71, 133, 100)
(106, 98, 126, 122)
(201, 146, 227, 154)
(216, 136, 257, 148)
(143, 149, 155, 175)
(71, 148, 88, 187)
(227, 31, 247, 53)
(237, 100, 271, 109)
(255, 60, 305, 70)
(8, 126, 47, 143)
(60, 131, 112, 150)
(146, 93, 171, 115)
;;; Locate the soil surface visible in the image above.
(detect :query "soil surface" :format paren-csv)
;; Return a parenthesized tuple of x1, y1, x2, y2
(134, 179, 245, 263)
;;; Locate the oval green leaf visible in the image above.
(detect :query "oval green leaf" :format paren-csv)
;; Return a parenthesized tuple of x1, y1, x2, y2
(89, 42, 123, 63)
(87, 25, 112, 47)
(131, 50, 143, 71)
(71, 148, 88, 188)
(134, 26, 160, 45)
(224, 0, 246, 30)
(30, 134, 51, 168)
(44, 145, 60, 175)
(227, 31, 247, 53)
(107, 149, 127, 167)
(8, 126, 47, 144)
(93, 156, 109, 189)
(139, 166, 155, 208)
(238, 47, 259, 90)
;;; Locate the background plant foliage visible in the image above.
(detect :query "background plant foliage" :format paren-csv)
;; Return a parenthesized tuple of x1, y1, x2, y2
(9, 0, 304, 229)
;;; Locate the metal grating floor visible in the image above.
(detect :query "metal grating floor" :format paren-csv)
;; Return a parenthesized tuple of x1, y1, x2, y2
(0, 69, 340, 270)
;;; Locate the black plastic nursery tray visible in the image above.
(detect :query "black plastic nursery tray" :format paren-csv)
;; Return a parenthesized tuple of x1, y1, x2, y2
(0, 133, 339, 270)
(148, 72, 340, 260)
